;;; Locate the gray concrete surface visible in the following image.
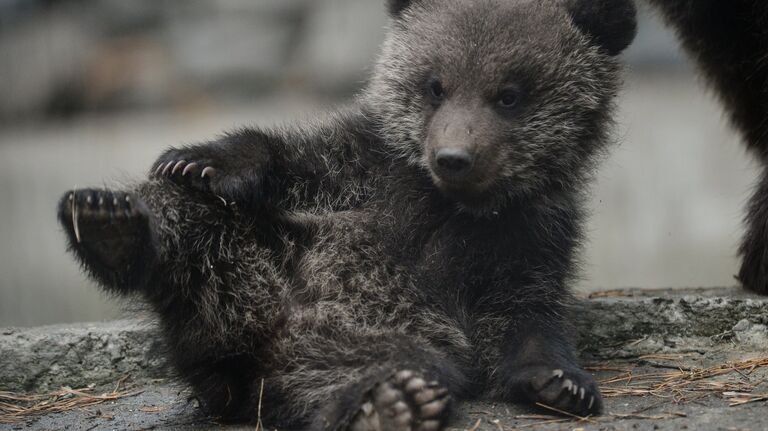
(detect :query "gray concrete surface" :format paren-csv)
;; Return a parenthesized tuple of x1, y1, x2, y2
(2, 288, 768, 430)
(0, 319, 164, 393)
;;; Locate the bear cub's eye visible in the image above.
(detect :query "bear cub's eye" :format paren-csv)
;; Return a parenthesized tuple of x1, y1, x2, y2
(426, 78, 446, 103)
(497, 89, 520, 109)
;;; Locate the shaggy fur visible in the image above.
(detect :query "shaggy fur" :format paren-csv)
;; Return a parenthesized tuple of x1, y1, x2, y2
(646, 0, 768, 294)
(57, 0, 637, 429)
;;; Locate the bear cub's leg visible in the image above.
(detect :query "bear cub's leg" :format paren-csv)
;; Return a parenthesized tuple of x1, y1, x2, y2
(349, 370, 451, 431)
(495, 322, 602, 416)
(57, 188, 157, 292)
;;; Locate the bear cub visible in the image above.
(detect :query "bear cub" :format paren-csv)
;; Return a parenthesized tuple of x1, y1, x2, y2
(58, 0, 637, 429)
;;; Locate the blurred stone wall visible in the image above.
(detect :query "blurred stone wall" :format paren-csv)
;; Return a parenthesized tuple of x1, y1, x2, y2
(0, 0, 683, 123)
(0, 0, 388, 122)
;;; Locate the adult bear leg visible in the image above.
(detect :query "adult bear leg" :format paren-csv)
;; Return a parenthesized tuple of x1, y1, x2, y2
(739, 167, 768, 293)
(646, 0, 768, 294)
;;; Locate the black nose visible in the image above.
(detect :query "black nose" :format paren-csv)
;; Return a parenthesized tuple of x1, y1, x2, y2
(435, 148, 473, 175)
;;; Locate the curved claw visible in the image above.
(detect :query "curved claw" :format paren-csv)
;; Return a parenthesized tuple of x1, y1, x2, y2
(171, 160, 187, 175)
(161, 161, 174, 176)
(154, 162, 166, 177)
(182, 162, 198, 176)
(201, 166, 217, 179)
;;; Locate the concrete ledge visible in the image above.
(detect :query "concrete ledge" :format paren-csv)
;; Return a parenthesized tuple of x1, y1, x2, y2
(576, 287, 768, 358)
(2, 288, 767, 393)
(0, 320, 166, 392)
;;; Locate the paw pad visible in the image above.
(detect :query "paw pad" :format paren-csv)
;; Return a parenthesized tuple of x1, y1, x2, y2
(350, 370, 450, 431)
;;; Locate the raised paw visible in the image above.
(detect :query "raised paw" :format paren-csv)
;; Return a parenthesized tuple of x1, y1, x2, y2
(523, 366, 602, 417)
(150, 146, 265, 210)
(57, 188, 156, 290)
(152, 156, 217, 193)
(350, 370, 451, 431)
(59, 189, 148, 243)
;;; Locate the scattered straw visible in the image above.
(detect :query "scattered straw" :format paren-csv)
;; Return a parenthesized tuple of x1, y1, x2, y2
(534, 402, 596, 424)
(467, 418, 482, 431)
(0, 379, 141, 424)
(514, 417, 571, 429)
(638, 354, 694, 362)
(724, 392, 768, 407)
(255, 378, 265, 431)
(594, 357, 768, 405)
(611, 412, 687, 420)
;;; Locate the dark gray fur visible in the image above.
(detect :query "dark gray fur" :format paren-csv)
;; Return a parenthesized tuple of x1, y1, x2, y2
(57, 0, 637, 429)
(645, 0, 768, 295)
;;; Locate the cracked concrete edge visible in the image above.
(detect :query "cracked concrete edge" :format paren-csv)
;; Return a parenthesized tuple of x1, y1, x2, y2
(574, 288, 768, 358)
(2, 288, 767, 393)
(0, 319, 169, 393)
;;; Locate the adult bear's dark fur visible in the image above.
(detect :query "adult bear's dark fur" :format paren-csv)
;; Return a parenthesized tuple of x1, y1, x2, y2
(646, 0, 768, 294)
(57, 0, 636, 429)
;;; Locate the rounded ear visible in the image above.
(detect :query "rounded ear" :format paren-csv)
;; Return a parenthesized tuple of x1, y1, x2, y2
(387, 0, 415, 17)
(567, 0, 638, 56)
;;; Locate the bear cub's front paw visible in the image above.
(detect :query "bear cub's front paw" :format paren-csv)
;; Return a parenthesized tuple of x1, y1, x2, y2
(151, 147, 266, 209)
(516, 366, 603, 416)
(350, 370, 451, 431)
(152, 150, 219, 193)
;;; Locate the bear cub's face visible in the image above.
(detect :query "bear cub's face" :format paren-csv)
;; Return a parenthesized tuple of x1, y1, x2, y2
(369, 0, 636, 212)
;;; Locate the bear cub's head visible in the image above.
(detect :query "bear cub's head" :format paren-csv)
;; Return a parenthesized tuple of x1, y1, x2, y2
(367, 0, 637, 213)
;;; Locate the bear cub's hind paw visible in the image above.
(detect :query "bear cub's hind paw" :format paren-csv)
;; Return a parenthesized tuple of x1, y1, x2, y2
(58, 188, 155, 289)
(58, 189, 149, 244)
(350, 370, 451, 431)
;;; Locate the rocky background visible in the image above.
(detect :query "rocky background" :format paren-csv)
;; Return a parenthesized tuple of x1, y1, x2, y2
(0, 0, 756, 326)
(0, 0, 388, 121)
